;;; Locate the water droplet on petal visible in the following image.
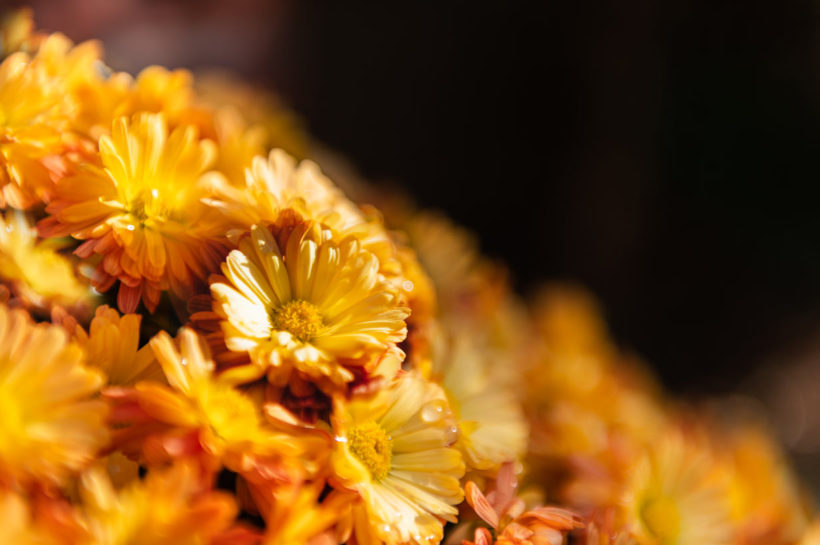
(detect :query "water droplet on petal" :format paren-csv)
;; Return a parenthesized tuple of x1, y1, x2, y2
(444, 425, 460, 445)
(420, 399, 447, 423)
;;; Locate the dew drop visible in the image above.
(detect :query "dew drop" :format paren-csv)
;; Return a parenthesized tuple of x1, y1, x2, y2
(420, 399, 447, 423)
(444, 425, 460, 445)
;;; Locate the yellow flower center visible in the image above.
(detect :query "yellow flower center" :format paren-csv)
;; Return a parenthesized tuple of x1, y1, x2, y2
(271, 299, 323, 342)
(348, 421, 392, 481)
(640, 495, 681, 544)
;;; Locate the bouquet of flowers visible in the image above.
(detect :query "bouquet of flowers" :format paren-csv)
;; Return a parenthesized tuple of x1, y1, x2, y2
(0, 9, 816, 545)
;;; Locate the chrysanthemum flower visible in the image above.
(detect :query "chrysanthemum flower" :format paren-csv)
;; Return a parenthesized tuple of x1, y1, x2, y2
(0, 210, 93, 314)
(77, 460, 246, 545)
(210, 222, 409, 390)
(0, 51, 70, 208)
(0, 304, 107, 487)
(623, 434, 732, 545)
(430, 323, 528, 473)
(331, 373, 465, 545)
(106, 328, 322, 492)
(206, 149, 403, 279)
(69, 305, 163, 386)
(39, 112, 228, 312)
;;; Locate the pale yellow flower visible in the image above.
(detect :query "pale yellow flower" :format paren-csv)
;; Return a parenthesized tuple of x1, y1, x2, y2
(624, 433, 732, 545)
(210, 222, 409, 390)
(430, 322, 528, 473)
(331, 373, 465, 545)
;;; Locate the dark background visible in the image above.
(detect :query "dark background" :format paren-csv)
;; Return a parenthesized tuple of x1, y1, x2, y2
(16, 1, 820, 404)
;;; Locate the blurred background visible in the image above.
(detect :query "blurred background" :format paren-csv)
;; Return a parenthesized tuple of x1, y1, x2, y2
(10, 0, 820, 476)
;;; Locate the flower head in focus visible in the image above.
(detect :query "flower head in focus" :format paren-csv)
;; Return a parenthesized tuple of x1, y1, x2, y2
(39, 112, 228, 312)
(210, 222, 409, 391)
(331, 373, 465, 545)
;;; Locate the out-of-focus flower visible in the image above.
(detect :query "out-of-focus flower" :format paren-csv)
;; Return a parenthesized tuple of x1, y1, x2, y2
(0, 51, 70, 208)
(0, 9, 43, 57)
(77, 460, 246, 545)
(194, 72, 308, 182)
(0, 491, 69, 545)
(623, 433, 732, 545)
(68, 305, 163, 386)
(429, 322, 528, 474)
(262, 480, 353, 545)
(106, 328, 320, 487)
(331, 373, 465, 545)
(210, 222, 409, 391)
(0, 210, 93, 315)
(39, 112, 228, 312)
(206, 149, 402, 280)
(716, 423, 809, 545)
(0, 304, 107, 488)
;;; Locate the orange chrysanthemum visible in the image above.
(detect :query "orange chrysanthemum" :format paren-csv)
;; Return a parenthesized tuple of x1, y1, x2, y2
(39, 112, 229, 312)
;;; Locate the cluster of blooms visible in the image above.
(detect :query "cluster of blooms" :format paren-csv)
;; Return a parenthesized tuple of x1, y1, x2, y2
(0, 9, 818, 545)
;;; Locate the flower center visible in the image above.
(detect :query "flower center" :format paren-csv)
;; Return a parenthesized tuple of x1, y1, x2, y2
(348, 421, 392, 481)
(271, 299, 323, 342)
(640, 495, 681, 544)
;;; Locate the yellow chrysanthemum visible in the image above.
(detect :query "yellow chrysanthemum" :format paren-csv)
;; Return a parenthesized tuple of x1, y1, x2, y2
(0, 51, 70, 208)
(0, 210, 93, 314)
(107, 327, 321, 496)
(77, 461, 240, 545)
(206, 149, 403, 279)
(624, 434, 732, 545)
(210, 222, 409, 390)
(0, 304, 107, 487)
(71, 305, 163, 386)
(39, 112, 228, 312)
(331, 373, 465, 545)
(430, 323, 528, 473)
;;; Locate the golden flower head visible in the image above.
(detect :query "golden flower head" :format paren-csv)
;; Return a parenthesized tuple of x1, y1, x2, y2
(0, 50, 70, 208)
(39, 112, 228, 312)
(0, 304, 107, 487)
(210, 222, 409, 391)
(331, 373, 465, 545)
